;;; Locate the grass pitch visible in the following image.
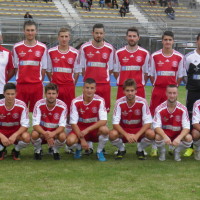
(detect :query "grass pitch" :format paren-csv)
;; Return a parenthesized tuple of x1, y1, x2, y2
(1, 86, 200, 200)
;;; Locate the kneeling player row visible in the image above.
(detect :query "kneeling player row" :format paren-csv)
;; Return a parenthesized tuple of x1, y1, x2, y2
(1, 79, 200, 162)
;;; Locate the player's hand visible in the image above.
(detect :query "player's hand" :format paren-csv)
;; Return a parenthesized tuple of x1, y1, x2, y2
(81, 129, 89, 136)
(125, 134, 137, 143)
(1, 135, 10, 146)
(47, 138, 54, 147)
(8, 134, 18, 144)
(172, 138, 181, 146)
(44, 131, 51, 140)
(164, 136, 171, 145)
(80, 139, 89, 150)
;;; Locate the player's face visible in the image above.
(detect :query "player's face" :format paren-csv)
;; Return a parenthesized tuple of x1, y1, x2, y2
(83, 83, 96, 99)
(24, 25, 37, 41)
(166, 87, 178, 104)
(92, 28, 105, 43)
(162, 35, 174, 50)
(126, 31, 140, 47)
(4, 89, 16, 104)
(45, 90, 58, 104)
(58, 32, 70, 47)
(124, 86, 137, 101)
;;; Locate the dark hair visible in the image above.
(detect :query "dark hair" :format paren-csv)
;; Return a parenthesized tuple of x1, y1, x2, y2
(162, 31, 174, 40)
(84, 78, 96, 85)
(93, 23, 104, 32)
(23, 20, 37, 30)
(45, 83, 58, 93)
(197, 33, 200, 41)
(123, 79, 137, 90)
(3, 83, 16, 93)
(58, 27, 70, 36)
(166, 84, 178, 89)
(126, 27, 139, 36)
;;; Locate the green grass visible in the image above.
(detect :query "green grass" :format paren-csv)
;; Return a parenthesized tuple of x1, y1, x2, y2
(2, 86, 199, 200)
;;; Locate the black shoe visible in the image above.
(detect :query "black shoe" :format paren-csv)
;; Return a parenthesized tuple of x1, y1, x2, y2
(115, 150, 126, 160)
(34, 150, 42, 160)
(84, 148, 94, 155)
(53, 152, 60, 160)
(12, 148, 21, 160)
(0, 147, 7, 160)
(48, 147, 53, 155)
(136, 150, 146, 160)
(102, 148, 108, 155)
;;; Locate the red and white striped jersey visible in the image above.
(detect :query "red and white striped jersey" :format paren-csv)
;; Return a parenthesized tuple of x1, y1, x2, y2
(47, 46, 81, 85)
(192, 99, 200, 124)
(114, 46, 149, 87)
(78, 41, 114, 83)
(149, 49, 186, 87)
(113, 95, 152, 129)
(153, 101, 190, 137)
(0, 45, 14, 94)
(70, 94, 107, 128)
(0, 98, 29, 135)
(13, 41, 47, 84)
(32, 99, 67, 131)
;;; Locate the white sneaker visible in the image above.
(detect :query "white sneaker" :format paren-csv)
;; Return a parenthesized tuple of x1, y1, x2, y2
(174, 151, 181, 162)
(159, 151, 166, 161)
(194, 150, 200, 161)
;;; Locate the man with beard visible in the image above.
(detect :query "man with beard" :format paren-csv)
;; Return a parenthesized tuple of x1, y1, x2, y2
(153, 85, 192, 161)
(114, 27, 150, 99)
(13, 20, 47, 112)
(78, 23, 114, 113)
(109, 79, 154, 160)
(31, 83, 67, 160)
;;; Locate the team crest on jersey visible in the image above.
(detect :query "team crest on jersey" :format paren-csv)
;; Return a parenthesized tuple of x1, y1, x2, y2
(53, 113, 60, 120)
(134, 109, 141, 115)
(53, 57, 60, 63)
(12, 113, 19, 119)
(102, 53, 108, 59)
(172, 61, 178, 67)
(19, 51, 26, 57)
(122, 110, 128, 116)
(87, 52, 94, 58)
(35, 51, 41, 57)
(157, 61, 164, 66)
(68, 58, 74, 64)
(122, 57, 129, 63)
(175, 115, 181, 122)
(0, 114, 6, 119)
(92, 107, 98, 113)
(136, 56, 142, 62)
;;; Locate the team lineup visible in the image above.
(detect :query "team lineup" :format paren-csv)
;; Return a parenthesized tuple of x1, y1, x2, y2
(1, 21, 200, 162)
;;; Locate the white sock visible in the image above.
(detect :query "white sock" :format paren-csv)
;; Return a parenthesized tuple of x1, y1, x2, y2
(97, 135, 109, 153)
(87, 141, 93, 149)
(175, 141, 193, 153)
(111, 138, 125, 151)
(52, 139, 66, 153)
(155, 140, 165, 153)
(31, 138, 42, 153)
(0, 144, 4, 151)
(193, 139, 200, 151)
(138, 137, 152, 152)
(15, 141, 29, 151)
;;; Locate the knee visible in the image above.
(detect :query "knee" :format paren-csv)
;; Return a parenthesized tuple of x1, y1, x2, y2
(184, 134, 193, 142)
(145, 129, 155, 140)
(109, 129, 119, 141)
(192, 129, 200, 141)
(31, 131, 40, 140)
(99, 126, 109, 136)
(57, 132, 67, 142)
(21, 132, 31, 143)
(66, 134, 78, 146)
(155, 134, 163, 141)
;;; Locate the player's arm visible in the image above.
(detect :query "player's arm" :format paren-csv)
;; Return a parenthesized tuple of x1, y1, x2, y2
(46, 51, 53, 81)
(6, 52, 15, 81)
(143, 52, 150, 84)
(41, 47, 48, 81)
(108, 47, 115, 76)
(113, 52, 120, 80)
(173, 128, 190, 146)
(46, 71, 52, 81)
(177, 56, 185, 86)
(153, 110, 171, 144)
(0, 132, 10, 146)
(41, 69, 46, 81)
(149, 55, 155, 85)
(9, 126, 28, 144)
(12, 47, 19, 76)
(177, 77, 183, 86)
(144, 73, 149, 84)
(78, 46, 86, 77)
